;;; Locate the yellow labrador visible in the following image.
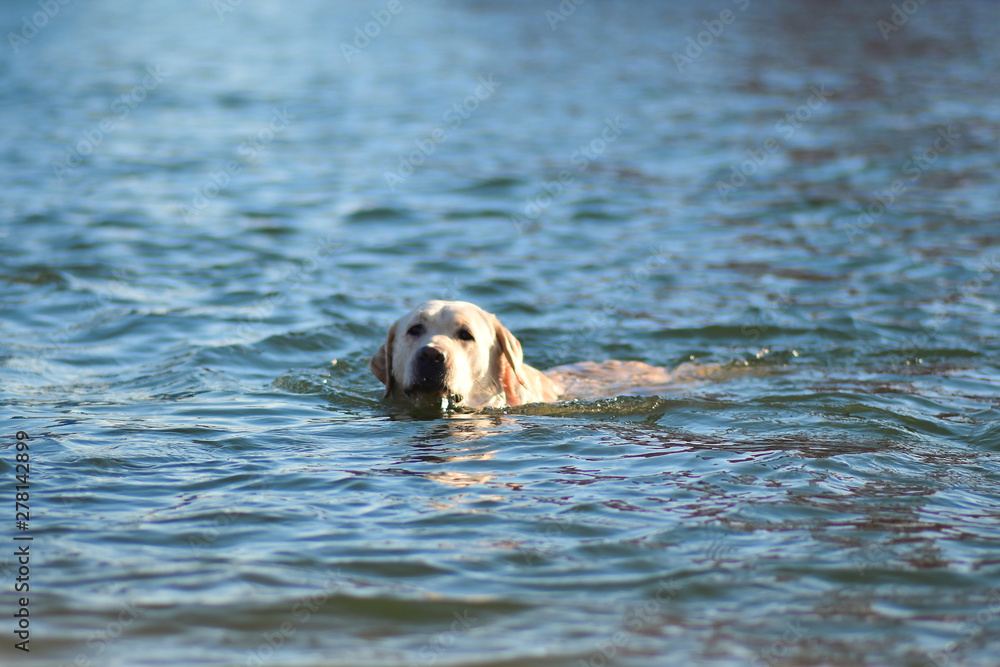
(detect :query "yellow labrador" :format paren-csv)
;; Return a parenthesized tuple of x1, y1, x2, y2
(369, 300, 673, 409)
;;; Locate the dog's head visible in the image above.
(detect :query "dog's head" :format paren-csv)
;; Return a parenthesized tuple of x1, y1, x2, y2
(369, 300, 526, 409)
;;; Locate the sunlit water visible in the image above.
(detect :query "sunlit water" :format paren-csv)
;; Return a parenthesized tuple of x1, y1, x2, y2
(2, 0, 999, 665)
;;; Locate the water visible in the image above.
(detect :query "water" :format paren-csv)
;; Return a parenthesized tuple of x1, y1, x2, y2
(2, 0, 999, 665)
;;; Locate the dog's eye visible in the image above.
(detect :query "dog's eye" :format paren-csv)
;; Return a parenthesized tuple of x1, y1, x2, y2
(406, 323, 424, 337)
(457, 328, 475, 342)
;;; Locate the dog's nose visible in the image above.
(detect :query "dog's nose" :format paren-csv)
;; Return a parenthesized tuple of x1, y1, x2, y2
(417, 346, 445, 366)
(412, 345, 448, 392)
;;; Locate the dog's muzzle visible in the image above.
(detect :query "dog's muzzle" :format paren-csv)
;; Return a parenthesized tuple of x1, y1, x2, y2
(403, 347, 466, 409)
(406, 345, 449, 394)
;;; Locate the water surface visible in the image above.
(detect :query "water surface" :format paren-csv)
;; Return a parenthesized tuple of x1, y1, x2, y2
(2, 0, 999, 665)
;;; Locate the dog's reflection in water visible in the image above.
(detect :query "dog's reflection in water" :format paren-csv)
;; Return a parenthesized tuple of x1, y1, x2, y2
(393, 413, 510, 492)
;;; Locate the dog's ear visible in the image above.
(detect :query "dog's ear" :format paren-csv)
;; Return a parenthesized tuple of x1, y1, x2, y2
(492, 316, 528, 407)
(369, 319, 397, 398)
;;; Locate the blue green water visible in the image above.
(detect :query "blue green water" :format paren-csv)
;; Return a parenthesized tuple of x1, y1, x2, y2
(2, 0, 1000, 665)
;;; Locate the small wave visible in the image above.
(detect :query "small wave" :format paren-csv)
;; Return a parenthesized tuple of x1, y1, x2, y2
(342, 205, 417, 224)
(451, 176, 523, 193)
